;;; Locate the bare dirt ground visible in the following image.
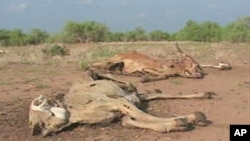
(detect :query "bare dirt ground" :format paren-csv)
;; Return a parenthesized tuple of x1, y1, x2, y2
(0, 42, 250, 141)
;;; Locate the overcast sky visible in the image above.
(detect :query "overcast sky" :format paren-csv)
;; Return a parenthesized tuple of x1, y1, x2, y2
(0, 0, 250, 33)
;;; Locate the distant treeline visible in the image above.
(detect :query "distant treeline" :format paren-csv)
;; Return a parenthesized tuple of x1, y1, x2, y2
(0, 16, 250, 46)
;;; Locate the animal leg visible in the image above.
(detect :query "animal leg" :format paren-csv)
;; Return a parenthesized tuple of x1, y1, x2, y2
(121, 116, 188, 132)
(142, 68, 164, 76)
(113, 99, 208, 126)
(139, 91, 215, 101)
(163, 112, 210, 127)
(89, 61, 124, 73)
(140, 68, 174, 83)
(140, 75, 168, 83)
(113, 99, 175, 123)
(200, 63, 231, 70)
(88, 61, 108, 70)
(90, 71, 128, 84)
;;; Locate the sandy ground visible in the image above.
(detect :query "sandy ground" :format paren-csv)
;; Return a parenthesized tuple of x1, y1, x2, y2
(0, 43, 250, 141)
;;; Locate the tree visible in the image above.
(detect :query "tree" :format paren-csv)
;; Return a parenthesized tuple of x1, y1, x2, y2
(199, 21, 222, 42)
(64, 21, 85, 43)
(149, 30, 170, 41)
(8, 29, 26, 46)
(91, 22, 110, 42)
(64, 21, 109, 43)
(106, 32, 126, 42)
(0, 29, 10, 46)
(222, 16, 250, 42)
(25, 28, 49, 45)
(125, 27, 147, 41)
(237, 16, 250, 28)
(176, 20, 201, 41)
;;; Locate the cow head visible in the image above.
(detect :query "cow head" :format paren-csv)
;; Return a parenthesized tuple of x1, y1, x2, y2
(29, 95, 69, 136)
(174, 43, 204, 78)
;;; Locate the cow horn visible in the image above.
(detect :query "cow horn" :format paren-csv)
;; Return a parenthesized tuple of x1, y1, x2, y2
(175, 42, 186, 57)
(30, 95, 50, 113)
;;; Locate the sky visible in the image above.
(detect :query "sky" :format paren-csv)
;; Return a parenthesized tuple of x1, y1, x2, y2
(0, 0, 250, 33)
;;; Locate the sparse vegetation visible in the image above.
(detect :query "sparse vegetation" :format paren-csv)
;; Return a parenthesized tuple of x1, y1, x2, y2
(1, 42, 249, 66)
(78, 61, 89, 69)
(91, 48, 115, 58)
(35, 83, 50, 89)
(42, 44, 69, 57)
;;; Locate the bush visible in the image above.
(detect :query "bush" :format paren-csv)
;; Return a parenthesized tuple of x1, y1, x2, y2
(42, 44, 69, 56)
(78, 61, 89, 69)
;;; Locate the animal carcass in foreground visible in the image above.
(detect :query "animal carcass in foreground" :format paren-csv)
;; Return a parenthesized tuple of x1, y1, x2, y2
(28, 71, 213, 137)
(88, 43, 231, 82)
(0, 49, 5, 54)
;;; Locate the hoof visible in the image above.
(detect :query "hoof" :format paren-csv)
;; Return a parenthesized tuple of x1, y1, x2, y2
(192, 112, 210, 126)
(174, 118, 189, 131)
(42, 129, 51, 137)
(218, 63, 232, 70)
(204, 92, 217, 99)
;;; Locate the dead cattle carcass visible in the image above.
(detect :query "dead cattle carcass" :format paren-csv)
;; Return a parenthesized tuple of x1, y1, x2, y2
(0, 49, 5, 54)
(28, 72, 213, 137)
(88, 43, 231, 82)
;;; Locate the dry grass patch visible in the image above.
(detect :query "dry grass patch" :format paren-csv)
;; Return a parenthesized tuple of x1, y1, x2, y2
(1, 42, 250, 68)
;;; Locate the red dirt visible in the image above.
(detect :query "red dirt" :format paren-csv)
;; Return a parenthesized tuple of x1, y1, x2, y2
(0, 61, 250, 141)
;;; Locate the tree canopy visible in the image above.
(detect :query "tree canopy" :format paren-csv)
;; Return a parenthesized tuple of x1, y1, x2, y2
(64, 21, 109, 43)
(0, 16, 250, 46)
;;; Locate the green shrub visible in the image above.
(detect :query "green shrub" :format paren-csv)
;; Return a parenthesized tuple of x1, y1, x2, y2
(42, 44, 69, 56)
(78, 61, 89, 69)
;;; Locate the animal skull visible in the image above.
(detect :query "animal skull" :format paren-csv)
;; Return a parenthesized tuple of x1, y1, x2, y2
(29, 95, 69, 136)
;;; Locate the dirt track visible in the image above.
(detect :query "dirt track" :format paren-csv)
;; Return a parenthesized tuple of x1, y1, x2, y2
(0, 43, 250, 141)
